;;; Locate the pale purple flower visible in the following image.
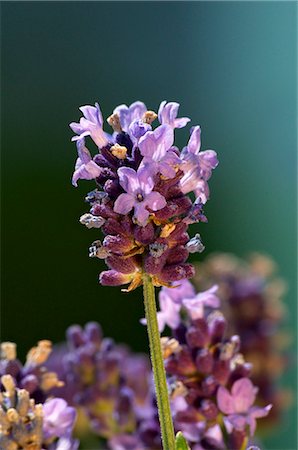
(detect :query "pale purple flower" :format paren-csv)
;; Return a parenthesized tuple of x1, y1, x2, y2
(161, 279, 196, 304)
(72, 139, 102, 187)
(43, 398, 77, 440)
(114, 167, 166, 226)
(139, 125, 180, 178)
(129, 119, 152, 140)
(186, 233, 205, 253)
(217, 378, 272, 436)
(141, 288, 182, 332)
(70, 103, 109, 148)
(158, 101, 190, 129)
(182, 285, 220, 320)
(113, 101, 147, 132)
(157, 290, 182, 331)
(180, 126, 218, 202)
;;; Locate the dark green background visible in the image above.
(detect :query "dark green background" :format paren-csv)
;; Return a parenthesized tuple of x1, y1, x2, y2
(1, 2, 297, 449)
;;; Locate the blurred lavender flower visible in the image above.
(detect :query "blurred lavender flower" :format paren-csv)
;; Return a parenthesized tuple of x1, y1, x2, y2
(194, 252, 291, 428)
(43, 398, 77, 440)
(0, 372, 78, 449)
(157, 280, 271, 450)
(46, 322, 158, 446)
(70, 100, 218, 291)
(0, 340, 63, 404)
(217, 378, 272, 435)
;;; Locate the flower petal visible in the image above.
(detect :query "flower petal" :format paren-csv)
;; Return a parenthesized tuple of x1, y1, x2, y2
(145, 191, 167, 211)
(217, 386, 235, 414)
(232, 378, 256, 413)
(134, 203, 150, 226)
(188, 126, 201, 154)
(114, 193, 135, 215)
(117, 167, 140, 194)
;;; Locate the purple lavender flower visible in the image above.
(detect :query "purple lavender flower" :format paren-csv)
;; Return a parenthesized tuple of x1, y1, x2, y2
(217, 378, 272, 436)
(158, 101, 190, 129)
(113, 101, 147, 132)
(45, 322, 156, 444)
(160, 279, 272, 450)
(182, 285, 220, 320)
(114, 167, 166, 226)
(0, 374, 78, 450)
(194, 252, 290, 429)
(70, 100, 218, 290)
(156, 290, 182, 331)
(72, 139, 102, 187)
(180, 126, 218, 202)
(43, 398, 77, 440)
(138, 125, 180, 178)
(70, 103, 109, 147)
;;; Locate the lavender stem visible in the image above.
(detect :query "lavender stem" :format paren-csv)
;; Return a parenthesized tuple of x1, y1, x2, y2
(142, 273, 175, 450)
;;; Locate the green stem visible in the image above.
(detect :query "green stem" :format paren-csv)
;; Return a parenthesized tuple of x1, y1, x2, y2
(142, 273, 176, 450)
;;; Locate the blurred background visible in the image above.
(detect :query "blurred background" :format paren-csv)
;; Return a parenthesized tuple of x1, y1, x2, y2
(1, 2, 297, 449)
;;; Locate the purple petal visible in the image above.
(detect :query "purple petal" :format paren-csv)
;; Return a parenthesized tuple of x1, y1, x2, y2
(134, 203, 150, 226)
(174, 117, 191, 128)
(196, 285, 220, 308)
(114, 193, 135, 215)
(145, 191, 167, 211)
(158, 101, 190, 129)
(72, 160, 102, 187)
(43, 398, 76, 439)
(217, 386, 235, 414)
(248, 405, 272, 435)
(182, 297, 204, 320)
(117, 167, 140, 194)
(139, 125, 174, 161)
(161, 279, 196, 304)
(76, 138, 91, 164)
(188, 126, 201, 154)
(137, 167, 154, 194)
(226, 413, 247, 431)
(114, 101, 147, 132)
(159, 291, 181, 329)
(80, 103, 103, 126)
(232, 378, 256, 413)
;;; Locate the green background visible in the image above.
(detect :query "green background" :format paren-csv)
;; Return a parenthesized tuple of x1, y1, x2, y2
(1, 2, 297, 449)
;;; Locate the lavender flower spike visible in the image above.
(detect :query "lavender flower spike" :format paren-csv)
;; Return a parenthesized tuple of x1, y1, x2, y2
(139, 124, 180, 178)
(70, 103, 108, 148)
(72, 139, 102, 186)
(114, 167, 166, 226)
(158, 101, 190, 129)
(217, 378, 272, 436)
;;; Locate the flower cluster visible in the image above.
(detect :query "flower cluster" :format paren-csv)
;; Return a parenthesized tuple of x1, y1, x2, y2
(193, 253, 291, 427)
(0, 340, 63, 404)
(158, 279, 272, 450)
(0, 343, 78, 450)
(43, 285, 272, 449)
(45, 322, 159, 447)
(70, 101, 218, 290)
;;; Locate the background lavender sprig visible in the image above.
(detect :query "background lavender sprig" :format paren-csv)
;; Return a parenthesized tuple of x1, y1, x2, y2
(0, 343, 78, 450)
(193, 252, 292, 428)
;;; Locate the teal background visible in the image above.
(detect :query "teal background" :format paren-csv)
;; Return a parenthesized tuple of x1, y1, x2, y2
(1, 2, 297, 449)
